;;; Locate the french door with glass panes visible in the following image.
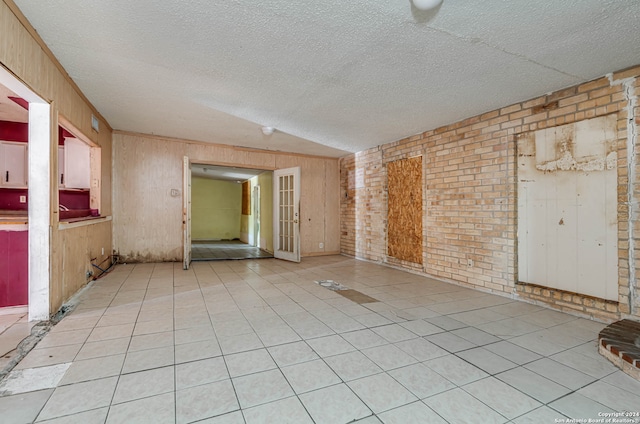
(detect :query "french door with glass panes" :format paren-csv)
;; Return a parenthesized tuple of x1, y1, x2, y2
(273, 167, 300, 262)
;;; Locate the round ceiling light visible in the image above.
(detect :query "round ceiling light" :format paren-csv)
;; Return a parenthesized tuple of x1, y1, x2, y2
(412, 0, 443, 11)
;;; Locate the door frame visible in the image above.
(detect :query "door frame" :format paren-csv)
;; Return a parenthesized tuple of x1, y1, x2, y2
(0, 65, 51, 321)
(253, 184, 261, 248)
(182, 156, 191, 269)
(183, 161, 274, 262)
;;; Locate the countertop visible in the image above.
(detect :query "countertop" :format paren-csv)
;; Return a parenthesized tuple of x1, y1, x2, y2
(0, 210, 28, 225)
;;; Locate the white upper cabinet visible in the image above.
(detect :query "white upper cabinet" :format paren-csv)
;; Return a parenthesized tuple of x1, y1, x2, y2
(0, 141, 27, 187)
(63, 137, 90, 189)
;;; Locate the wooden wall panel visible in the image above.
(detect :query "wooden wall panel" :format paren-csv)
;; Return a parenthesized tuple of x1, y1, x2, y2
(1, 1, 112, 141)
(293, 157, 323, 255)
(387, 156, 423, 264)
(112, 135, 183, 262)
(241, 181, 250, 215)
(275, 155, 339, 255)
(186, 141, 277, 170)
(113, 133, 341, 262)
(1, 0, 114, 315)
(50, 220, 112, 313)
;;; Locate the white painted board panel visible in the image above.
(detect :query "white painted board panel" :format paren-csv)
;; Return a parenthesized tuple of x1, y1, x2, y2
(1, 142, 27, 187)
(64, 137, 90, 189)
(517, 115, 618, 301)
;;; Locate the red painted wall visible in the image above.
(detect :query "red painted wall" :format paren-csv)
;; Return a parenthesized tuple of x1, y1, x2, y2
(0, 230, 28, 307)
(0, 121, 70, 145)
(0, 188, 28, 210)
(0, 121, 28, 142)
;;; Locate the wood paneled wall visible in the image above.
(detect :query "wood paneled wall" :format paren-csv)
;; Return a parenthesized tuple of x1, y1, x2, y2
(112, 133, 340, 262)
(0, 1, 111, 141)
(1, 0, 113, 315)
(51, 221, 112, 311)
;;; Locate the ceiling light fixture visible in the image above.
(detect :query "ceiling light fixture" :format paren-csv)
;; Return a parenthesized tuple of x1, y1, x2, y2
(412, 0, 443, 11)
(261, 126, 275, 136)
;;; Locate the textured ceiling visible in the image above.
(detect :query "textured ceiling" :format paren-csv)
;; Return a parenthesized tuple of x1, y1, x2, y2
(12, 0, 640, 157)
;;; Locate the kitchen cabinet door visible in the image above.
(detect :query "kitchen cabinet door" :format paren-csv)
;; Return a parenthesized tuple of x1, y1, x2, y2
(64, 137, 90, 189)
(0, 141, 28, 187)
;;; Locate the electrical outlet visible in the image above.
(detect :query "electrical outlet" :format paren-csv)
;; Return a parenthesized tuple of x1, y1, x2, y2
(467, 259, 474, 267)
(319, 242, 324, 249)
(19, 195, 26, 203)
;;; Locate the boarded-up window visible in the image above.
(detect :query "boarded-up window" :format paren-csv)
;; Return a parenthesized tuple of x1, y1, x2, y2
(517, 115, 618, 300)
(242, 181, 251, 215)
(387, 156, 423, 264)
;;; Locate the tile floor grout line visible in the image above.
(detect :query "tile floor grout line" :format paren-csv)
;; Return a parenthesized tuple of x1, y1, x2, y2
(3, 256, 637, 423)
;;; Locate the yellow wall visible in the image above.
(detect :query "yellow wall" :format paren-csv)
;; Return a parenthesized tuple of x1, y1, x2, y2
(257, 171, 273, 253)
(1, 0, 113, 314)
(192, 177, 241, 240)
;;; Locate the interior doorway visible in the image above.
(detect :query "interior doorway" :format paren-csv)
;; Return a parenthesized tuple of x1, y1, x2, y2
(0, 65, 51, 321)
(188, 164, 274, 261)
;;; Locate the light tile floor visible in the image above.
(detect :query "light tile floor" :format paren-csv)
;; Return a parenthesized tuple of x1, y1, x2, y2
(0, 311, 34, 371)
(1, 256, 640, 423)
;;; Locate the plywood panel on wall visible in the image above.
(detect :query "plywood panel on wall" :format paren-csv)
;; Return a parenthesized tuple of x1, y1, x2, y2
(517, 114, 618, 300)
(387, 156, 423, 264)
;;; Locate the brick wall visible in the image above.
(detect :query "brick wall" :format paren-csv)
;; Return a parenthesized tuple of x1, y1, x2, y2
(340, 64, 640, 322)
(631, 72, 640, 319)
(340, 147, 386, 262)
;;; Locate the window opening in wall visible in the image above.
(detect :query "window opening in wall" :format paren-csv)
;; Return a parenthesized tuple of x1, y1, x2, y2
(58, 120, 101, 222)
